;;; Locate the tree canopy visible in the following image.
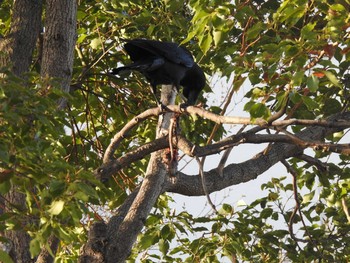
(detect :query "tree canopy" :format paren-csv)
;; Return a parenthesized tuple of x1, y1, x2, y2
(0, 0, 349, 262)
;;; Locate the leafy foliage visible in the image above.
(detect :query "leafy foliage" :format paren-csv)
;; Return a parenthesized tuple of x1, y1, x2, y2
(0, 0, 350, 261)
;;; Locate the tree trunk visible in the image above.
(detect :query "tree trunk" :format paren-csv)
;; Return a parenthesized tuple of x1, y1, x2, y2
(0, 1, 42, 262)
(80, 86, 177, 262)
(37, 1, 77, 261)
(0, 0, 42, 76)
(0, 1, 77, 261)
(41, 0, 77, 108)
(106, 86, 177, 263)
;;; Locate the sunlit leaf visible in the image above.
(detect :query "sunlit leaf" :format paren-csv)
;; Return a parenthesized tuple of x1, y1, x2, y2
(323, 70, 341, 87)
(49, 200, 65, 215)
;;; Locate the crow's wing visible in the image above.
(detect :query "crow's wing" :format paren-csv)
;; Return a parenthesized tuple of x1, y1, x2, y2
(123, 39, 194, 68)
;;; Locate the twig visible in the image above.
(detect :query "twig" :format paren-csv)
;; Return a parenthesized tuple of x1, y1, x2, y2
(102, 105, 350, 163)
(216, 125, 247, 177)
(297, 154, 328, 173)
(195, 157, 218, 213)
(281, 159, 320, 253)
(281, 160, 308, 245)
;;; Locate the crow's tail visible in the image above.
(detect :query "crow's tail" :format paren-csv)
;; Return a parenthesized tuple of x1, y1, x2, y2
(111, 66, 130, 75)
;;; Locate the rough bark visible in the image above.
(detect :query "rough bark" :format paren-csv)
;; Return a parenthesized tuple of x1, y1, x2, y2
(88, 106, 350, 262)
(80, 86, 177, 262)
(41, 0, 77, 108)
(0, 0, 42, 76)
(35, 235, 60, 263)
(0, 1, 42, 262)
(106, 86, 176, 263)
(36, 1, 77, 261)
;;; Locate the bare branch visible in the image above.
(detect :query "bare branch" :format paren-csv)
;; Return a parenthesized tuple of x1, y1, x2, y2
(104, 85, 176, 263)
(164, 112, 350, 196)
(103, 107, 162, 163)
(297, 154, 328, 172)
(281, 160, 308, 245)
(97, 113, 350, 181)
(196, 156, 218, 213)
(102, 103, 350, 167)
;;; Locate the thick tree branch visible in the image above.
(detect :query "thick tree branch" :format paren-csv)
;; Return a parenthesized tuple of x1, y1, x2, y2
(105, 86, 176, 263)
(97, 118, 350, 181)
(163, 112, 350, 196)
(102, 104, 350, 165)
(103, 107, 162, 163)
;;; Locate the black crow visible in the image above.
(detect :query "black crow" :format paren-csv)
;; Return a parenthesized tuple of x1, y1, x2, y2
(112, 39, 205, 105)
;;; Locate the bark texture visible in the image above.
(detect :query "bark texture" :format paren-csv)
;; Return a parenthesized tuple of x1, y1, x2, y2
(41, 0, 77, 108)
(80, 86, 177, 262)
(106, 86, 176, 263)
(0, 1, 42, 262)
(37, 0, 77, 261)
(0, 1, 77, 261)
(89, 106, 350, 262)
(0, 0, 42, 75)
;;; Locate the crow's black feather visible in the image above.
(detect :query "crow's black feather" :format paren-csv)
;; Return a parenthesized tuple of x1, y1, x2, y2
(112, 39, 205, 105)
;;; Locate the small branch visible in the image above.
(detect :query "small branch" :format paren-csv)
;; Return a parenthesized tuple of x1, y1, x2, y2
(102, 104, 350, 164)
(216, 125, 247, 177)
(195, 157, 218, 213)
(97, 129, 350, 181)
(297, 154, 328, 173)
(281, 160, 320, 256)
(103, 107, 162, 163)
(281, 160, 308, 245)
(281, 129, 350, 154)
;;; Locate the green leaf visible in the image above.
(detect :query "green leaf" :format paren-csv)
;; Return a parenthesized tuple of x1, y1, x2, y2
(302, 96, 318, 110)
(301, 23, 317, 40)
(303, 190, 315, 203)
(159, 239, 169, 255)
(0, 179, 11, 194)
(220, 203, 234, 215)
(161, 224, 171, 240)
(29, 238, 41, 258)
(200, 33, 212, 55)
(249, 103, 271, 119)
(292, 71, 304, 87)
(139, 231, 158, 250)
(268, 192, 279, 201)
(261, 207, 273, 218)
(307, 75, 319, 92)
(49, 200, 65, 215)
(90, 38, 102, 49)
(0, 87, 6, 98)
(0, 250, 14, 263)
(323, 71, 341, 87)
(246, 22, 263, 40)
(323, 98, 342, 116)
(213, 30, 222, 47)
(330, 4, 345, 11)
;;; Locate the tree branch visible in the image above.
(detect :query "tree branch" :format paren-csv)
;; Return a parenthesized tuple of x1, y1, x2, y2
(97, 117, 350, 181)
(163, 112, 350, 196)
(104, 85, 176, 263)
(102, 104, 350, 165)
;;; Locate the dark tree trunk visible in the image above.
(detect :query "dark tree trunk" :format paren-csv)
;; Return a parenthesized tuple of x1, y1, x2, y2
(0, 1, 77, 262)
(0, 1, 42, 262)
(0, 0, 42, 76)
(36, 0, 77, 261)
(41, 0, 77, 108)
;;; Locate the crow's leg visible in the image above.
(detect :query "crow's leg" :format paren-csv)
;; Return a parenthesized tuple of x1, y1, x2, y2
(150, 84, 167, 110)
